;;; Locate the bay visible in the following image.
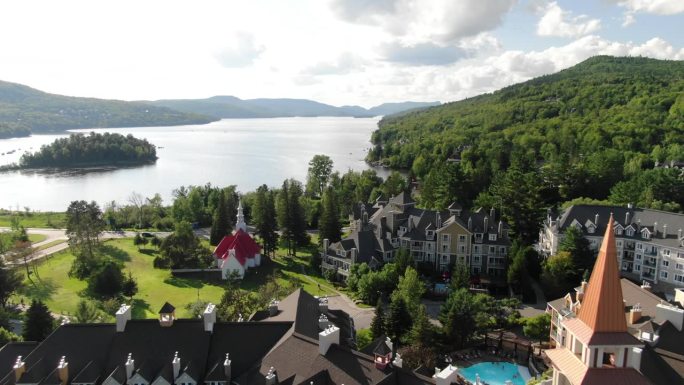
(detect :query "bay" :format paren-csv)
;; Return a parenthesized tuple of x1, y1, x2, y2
(0, 117, 385, 212)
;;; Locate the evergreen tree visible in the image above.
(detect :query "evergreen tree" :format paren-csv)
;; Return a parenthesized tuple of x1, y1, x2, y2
(253, 185, 279, 256)
(277, 179, 308, 257)
(318, 186, 342, 244)
(408, 304, 432, 346)
(450, 262, 470, 290)
(0, 258, 23, 308)
(122, 272, 139, 301)
(210, 190, 230, 246)
(277, 180, 293, 255)
(439, 288, 476, 348)
(370, 298, 385, 339)
(385, 297, 412, 342)
(23, 300, 54, 342)
(74, 300, 100, 323)
(559, 225, 594, 273)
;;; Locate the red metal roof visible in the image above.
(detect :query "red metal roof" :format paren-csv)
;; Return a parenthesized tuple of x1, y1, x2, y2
(578, 214, 629, 333)
(213, 229, 261, 266)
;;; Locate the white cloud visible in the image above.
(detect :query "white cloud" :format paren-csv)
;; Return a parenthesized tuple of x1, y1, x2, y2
(378, 42, 467, 66)
(214, 32, 265, 68)
(537, 2, 601, 38)
(302, 52, 367, 75)
(611, 0, 684, 27)
(329, 0, 516, 43)
(615, 0, 684, 15)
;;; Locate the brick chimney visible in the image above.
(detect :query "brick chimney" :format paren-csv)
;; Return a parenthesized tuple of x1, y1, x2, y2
(13, 356, 25, 381)
(629, 304, 642, 324)
(125, 353, 135, 379)
(116, 304, 131, 332)
(203, 303, 217, 332)
(172, 352, 181, 380)
(223, 353, 232, 382)
(319, 325, 340, 355)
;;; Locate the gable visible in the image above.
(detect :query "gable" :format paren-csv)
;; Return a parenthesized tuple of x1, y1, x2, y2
(176, 372, 197, 385)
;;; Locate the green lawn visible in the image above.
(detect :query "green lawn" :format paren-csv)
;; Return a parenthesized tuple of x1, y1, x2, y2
(34, 239, 67, 251)
(0, 211, 67, 228)
(28, 233, 47, 244)
(15, 236, 335, 319)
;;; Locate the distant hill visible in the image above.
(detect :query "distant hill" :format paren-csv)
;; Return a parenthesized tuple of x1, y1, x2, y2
(146, 97, 440, 119)
(0, 81, 217, 138)
(368, 55, 684, 211)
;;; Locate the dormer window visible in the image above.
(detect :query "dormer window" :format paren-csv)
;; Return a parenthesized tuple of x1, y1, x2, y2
(488, 234, 497, 241)
(587, 225, 595, 234)
(426, 230, 434, 239)
(475, 233, 483, 242)
(626, 228, 634, 237)
(615, 228, 623, 236)
(642, 229, 651, 240)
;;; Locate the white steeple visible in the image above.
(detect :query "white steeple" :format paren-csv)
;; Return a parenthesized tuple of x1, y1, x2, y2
(236, 199, 247, 232)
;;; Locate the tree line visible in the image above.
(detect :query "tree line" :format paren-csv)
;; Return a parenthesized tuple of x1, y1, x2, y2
(14, 132, 157, 168)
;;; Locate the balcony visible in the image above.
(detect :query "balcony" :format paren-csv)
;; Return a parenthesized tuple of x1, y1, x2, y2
(646, 249, 658, 256)
(644, 258, 657, 267)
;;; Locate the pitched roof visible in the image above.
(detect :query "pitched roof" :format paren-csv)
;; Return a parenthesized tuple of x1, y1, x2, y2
(159, 302, 176, 314)
(578, 214, 629, 333)
(213, 229, 261, 266)
(0, 342, 38, 380)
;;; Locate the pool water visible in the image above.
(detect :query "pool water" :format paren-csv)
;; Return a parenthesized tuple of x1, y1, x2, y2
(458, 362, 529, 385)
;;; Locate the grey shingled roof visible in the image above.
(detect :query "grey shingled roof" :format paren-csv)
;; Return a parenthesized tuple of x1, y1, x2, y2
(556, 205, 684, 249)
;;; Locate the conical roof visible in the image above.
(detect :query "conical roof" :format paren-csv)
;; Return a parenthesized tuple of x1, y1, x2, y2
(578, 214, 628, 333)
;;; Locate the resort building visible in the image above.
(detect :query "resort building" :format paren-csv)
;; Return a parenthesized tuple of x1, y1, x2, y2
(212, 200, 262, 279)
(321, 192, 511, 281)
(538, 204, 684, 295)
(545, 214, 684, 385)
(0, 289, 458, 385)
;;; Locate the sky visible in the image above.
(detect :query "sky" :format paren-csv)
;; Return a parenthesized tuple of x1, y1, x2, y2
(0, 0, 683, 107)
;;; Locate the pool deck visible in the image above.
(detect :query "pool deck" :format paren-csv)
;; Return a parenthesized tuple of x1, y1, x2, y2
(450, 350, 532, 385)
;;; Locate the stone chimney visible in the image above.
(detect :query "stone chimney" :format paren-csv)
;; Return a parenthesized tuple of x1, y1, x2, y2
(663, 224, 668, 238)
(436, 212, 442, 229)
(654, 222, 658, 237)
(13, 356, 25, 381)
(351, 248, 358, 264)
(595, 213, 599, 225)
(323, 238, 330, 253)
(490, 208, 495, 222)
(203, 303, 217, 332)
(433, 365, 459, 385)
(318, 297, 328, 314)
(679, 229, 683, 239)
(483, 216, 489, 232)
(116, 304, 132, 332)
(265, 367, 278, 385)
(172, 352, 181, 380)
(269, 300, 279, 317)
(656, 302, 684, 331)
(640, 281, 652, 292)
(392, 353, 403, 368)
(625, 212, 631, 225)
(629, 304, 642, 324)
(318, 314, 330, 330)
(223, 353, 232, 382)
(57, 356, 68, 385)
(125, 353, 135, 379)
(467, 217, 472, 231)
(319, 325, 340, 355)
(498, 221, 503, 237)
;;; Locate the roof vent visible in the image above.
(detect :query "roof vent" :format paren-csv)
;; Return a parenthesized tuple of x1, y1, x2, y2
(116, 304, 131, 332)
(125, 353, 135, 379)
(223, 353, 232, 381)
(318, 314, 329, 330)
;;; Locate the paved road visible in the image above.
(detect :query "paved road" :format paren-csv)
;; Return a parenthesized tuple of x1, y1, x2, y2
(299, 274, 375, 329)
(519, 279, 547, 318)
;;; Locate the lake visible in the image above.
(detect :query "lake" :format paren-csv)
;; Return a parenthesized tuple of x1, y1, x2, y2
(0, 117, 386, 212)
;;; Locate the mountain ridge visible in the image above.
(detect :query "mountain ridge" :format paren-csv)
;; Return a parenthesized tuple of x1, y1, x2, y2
(145, 96, 440, 119)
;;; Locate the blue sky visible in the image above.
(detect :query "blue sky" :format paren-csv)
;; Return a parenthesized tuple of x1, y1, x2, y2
(0, 0, 682, 106)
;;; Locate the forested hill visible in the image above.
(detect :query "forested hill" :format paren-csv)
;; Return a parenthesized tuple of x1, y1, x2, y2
(13, 132, 157, 169)
(0, 81, 217, 138)
(368, 56, 684, 241)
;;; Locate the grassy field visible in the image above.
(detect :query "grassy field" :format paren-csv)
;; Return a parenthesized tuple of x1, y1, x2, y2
(34, 239, 67, 251)
(14, 236, 335, 319)
(28, 233, 47, 243)
(0, 211, 67, 228)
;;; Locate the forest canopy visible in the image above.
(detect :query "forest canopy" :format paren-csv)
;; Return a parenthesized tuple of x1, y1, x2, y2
(368, 56, 684, 216)
(16, 132, 157, 168)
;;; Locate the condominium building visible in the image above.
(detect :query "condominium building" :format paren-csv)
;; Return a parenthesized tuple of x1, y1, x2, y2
(538, 204, 684, 295)
(321, 192, 511, 281)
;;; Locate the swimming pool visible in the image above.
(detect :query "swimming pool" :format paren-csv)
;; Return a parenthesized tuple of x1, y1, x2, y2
(458, 362, 530, 385)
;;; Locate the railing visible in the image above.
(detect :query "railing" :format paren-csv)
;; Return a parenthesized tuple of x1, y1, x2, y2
(644, 259, 657, 267)
(321, 262, 336, 270)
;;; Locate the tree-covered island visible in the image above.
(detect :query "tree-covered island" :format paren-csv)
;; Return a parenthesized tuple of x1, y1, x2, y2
(4, 132, 157, 169)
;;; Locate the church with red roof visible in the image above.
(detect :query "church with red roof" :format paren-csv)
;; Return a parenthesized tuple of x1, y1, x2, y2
(213, 200, 262, 279)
